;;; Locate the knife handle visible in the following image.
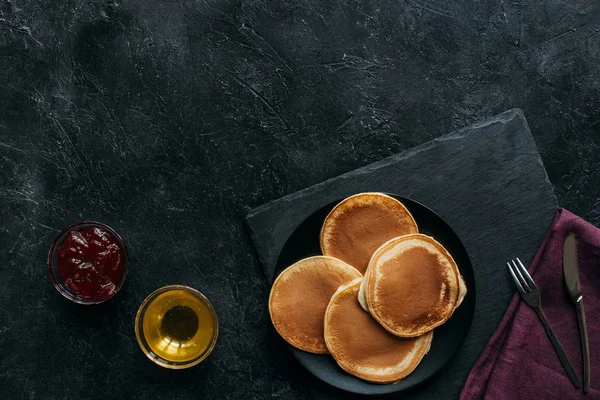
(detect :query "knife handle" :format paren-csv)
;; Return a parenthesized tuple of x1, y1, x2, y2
(535, 308, 582, 388)
(577, 299, 591, 393)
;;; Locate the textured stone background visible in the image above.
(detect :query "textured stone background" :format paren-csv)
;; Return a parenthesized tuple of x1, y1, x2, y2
(1, 0, 599, 399)
(246, 110, 559, 398)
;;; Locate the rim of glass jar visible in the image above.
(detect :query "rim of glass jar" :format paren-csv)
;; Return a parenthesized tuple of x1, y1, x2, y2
(135, 285, 219, 369)
(47, 220, 129, 305)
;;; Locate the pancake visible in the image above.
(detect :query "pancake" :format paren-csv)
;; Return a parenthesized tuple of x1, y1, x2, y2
(269, 256, 362, 354)
(320, 193, 418, 274)
(324, 278, 433, 383)
(358, 275, 370, 311)
(358, 264, 375, 312)
(359, 245, 467, 313)
(365, 234, 463, 337)
(456, 274, 467, 308)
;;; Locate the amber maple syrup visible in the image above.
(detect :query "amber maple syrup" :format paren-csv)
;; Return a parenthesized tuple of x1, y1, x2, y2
(136, 286, 218, 368)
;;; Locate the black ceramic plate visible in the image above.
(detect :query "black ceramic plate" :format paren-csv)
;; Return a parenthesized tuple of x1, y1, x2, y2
(273, 194, 476, 395)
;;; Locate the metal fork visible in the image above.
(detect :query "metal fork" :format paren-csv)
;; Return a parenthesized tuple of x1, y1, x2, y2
(508, 258, 581, 388)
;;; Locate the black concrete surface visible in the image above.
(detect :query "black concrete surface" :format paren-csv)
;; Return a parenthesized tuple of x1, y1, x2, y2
(1, 1, 599, 399)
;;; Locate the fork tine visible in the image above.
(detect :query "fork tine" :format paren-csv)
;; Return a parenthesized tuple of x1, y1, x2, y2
(507, 262, 526, 294)
(516, 258, 536, 289)
(512, 259, 531, 292)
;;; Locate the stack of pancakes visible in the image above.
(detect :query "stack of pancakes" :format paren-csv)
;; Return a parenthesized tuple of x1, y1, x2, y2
(269, 192, 466, 384)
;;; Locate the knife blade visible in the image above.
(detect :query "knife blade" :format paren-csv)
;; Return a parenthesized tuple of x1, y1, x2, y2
(563, 232, 591, 393)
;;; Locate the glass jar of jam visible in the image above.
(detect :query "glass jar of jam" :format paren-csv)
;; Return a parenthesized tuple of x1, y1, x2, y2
(48, 221, 129, 304)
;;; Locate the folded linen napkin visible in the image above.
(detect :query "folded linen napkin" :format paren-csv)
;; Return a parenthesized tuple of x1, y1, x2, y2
(461, 209, 600, 400)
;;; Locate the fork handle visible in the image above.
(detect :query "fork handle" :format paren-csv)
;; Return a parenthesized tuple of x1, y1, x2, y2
(576, 299, 591, 393)
(535, 308, 581, 388)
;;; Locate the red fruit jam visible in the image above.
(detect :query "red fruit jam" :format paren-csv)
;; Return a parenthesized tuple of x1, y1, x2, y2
(53, 224, 127, 300)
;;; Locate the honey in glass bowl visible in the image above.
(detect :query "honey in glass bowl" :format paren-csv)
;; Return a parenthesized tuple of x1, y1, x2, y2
(135, 285, 218, 369)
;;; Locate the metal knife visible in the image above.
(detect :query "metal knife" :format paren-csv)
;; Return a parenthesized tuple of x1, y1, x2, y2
(563, 232, 591, 393)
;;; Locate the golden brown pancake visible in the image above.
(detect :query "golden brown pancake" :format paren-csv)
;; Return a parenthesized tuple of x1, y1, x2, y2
(358, 274, 370, 311)
(456, 274, 467, 308)
(320, 193, 418, 274)
(324, 279, 433, 383)
(269, 256, 362, 354)
(365, 234, 463, 337)
(360, 250, 467, 312)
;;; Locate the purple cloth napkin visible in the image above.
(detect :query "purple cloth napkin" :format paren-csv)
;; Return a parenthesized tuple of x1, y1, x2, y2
(461, 209, 600, 400)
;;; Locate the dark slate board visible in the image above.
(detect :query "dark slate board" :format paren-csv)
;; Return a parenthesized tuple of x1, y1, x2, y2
(246, 109, 558, 399)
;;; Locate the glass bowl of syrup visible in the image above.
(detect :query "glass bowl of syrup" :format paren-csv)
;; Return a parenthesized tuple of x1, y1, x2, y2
(48, 221, 129, 305)
(135, 285, 219, 369)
